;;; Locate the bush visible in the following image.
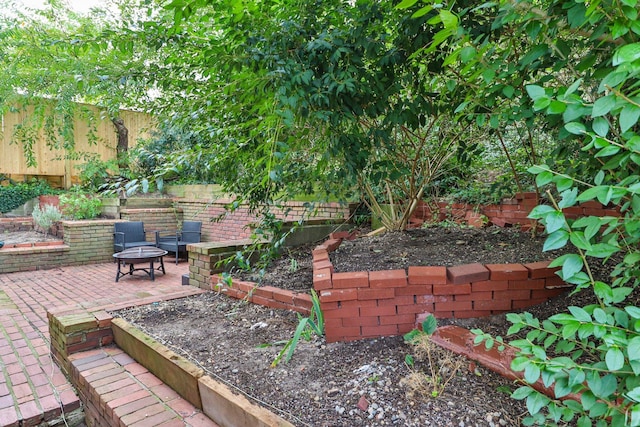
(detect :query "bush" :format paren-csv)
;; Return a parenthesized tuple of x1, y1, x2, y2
(31, 204, 62, 236)
(59, 188, 102, 219)
(0, 179, 55, 214)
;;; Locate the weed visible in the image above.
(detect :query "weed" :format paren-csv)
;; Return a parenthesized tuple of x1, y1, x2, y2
(401, 315, 464, 399)
(270, 289, 324, 367)
(288, 258, 299, 273)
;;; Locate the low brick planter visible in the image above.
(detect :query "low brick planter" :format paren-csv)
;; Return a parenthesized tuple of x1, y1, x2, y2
(207, 230, 572, 344)
(48, 306, 294, 427)
(311, 232, 572, 343)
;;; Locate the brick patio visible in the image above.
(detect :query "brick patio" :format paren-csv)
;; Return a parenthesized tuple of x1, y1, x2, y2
(0, 260, 209, 427)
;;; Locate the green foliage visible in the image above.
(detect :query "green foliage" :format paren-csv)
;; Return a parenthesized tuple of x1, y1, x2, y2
(31, 203, 62, 236)
(0, 1, 164, 166)
(404, 315, 438, 344)
(76, 158, 123, 193)
(0, 180, 54, 213)
(130, 122, 217, 185)
(430, 0, 640, 424)
(58, 187, 102, 219)
(271, 290, 324, 367)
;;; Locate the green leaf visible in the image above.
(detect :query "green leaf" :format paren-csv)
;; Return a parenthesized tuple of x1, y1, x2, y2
(528, 204, 555, 219)
(629, 337, 640, 361)
(620, 104, 640, 133)
(569, 306, 591, 322)
(565, 78, 583, 97)
(592, 95, 616, 117)
(565, 122, 586, 135)
(568, 369, 586, 388)
(535, 171, 553, 187)
(595, 145, 621, 158)
(526, 392, 550, 415)
(569, 231, 592, 251)
(592, 308, 608, 324)
(586, 243, 619, 258)
(421, 314, 437, 335)
(605, 347, 625, 371)
(533, 97, 551, 111)
(577, 186, 608, 202)
(396, 0, 418, 8)
(439, 10, 458, 29)
(524, 363, 541, 384)
(512, 386, 533, 400)
(599, 71, 628, 92)
(613, 43, 640, 66)
(592, 117, 610, 137)
(528, 164, 551, 175)
(627, 306, 640, 319)
(547, 100, 566, 114)
(628, 387, 640, 403)
(543, 230, 569, 251)
(526, 85, 546, 100)
(545, 210, 566, 233)
(561, 253, 584, 279)
(557, 179, 576, 195)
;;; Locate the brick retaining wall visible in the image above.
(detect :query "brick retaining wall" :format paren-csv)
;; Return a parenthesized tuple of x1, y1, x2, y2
(48, 306, 294, 427)
(209, 229, 574, 343)
(174, 198, 352, 243)
(312, 232, 572, 343)
(0, 217, 34, 232)
(411, 192, 621, 230)
(0, 219, 124, 273)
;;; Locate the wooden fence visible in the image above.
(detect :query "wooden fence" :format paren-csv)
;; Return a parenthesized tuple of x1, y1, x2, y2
(0, 102, 154, 188)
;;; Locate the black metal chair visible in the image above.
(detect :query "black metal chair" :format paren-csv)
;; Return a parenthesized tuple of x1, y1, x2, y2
(155, 221, 202, 264)
(113, 221, 156, 254)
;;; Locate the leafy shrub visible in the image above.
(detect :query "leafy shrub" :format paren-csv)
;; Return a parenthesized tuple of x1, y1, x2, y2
(59, 187, 102, 219)
(0, 179, 55, 214)
(31, 204, 62, 236)
(76, 158, 122, 192)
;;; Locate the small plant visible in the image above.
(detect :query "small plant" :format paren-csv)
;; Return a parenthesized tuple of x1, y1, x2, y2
(270, 289, 324, 367)
(401, 315, 464, 399)
(288, 258, 299, 273)
(59, 188, 102, 219)
(31, 204, 62, 237)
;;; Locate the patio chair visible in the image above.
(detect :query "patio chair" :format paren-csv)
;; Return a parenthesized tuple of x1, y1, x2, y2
(155, 221, 202, 264)
(113, 221, 156, 254)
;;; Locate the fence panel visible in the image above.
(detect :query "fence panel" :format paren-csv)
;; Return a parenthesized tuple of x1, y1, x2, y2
(0, 103, 154, 187)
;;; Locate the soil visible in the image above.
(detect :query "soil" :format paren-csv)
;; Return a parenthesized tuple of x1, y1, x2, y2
(110, 225, 625, 427)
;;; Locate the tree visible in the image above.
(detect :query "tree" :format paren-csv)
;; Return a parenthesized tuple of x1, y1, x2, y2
(408, 0, 640, 424)
(0, 0, 161, 169)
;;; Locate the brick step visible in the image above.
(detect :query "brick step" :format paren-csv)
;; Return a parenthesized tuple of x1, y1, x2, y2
(68, 346, 218, 427)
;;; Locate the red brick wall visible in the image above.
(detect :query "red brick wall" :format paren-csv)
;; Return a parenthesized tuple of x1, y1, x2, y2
(0, 217, 34, 232)
(412, 192, 621, 230)
(207, 229, 572, 344)
(312, 232, 572, 343)
(174, 198, 351, 243)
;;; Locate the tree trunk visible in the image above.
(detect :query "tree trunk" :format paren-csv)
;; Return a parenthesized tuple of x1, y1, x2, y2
(111, 116, 129, 164)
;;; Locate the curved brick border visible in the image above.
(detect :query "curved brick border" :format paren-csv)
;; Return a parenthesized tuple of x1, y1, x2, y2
(210, 230, 572, 344)
(431, 325, 581, 404)
(311, 231, 572, 342)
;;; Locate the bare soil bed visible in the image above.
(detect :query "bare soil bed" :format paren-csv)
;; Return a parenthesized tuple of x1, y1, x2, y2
(112, 226, 616, 427)
(0, 230, 60, 244)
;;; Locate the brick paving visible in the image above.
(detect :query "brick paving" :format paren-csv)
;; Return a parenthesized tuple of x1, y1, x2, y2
(0, 260, 207, 427)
